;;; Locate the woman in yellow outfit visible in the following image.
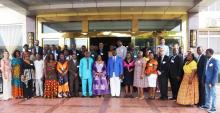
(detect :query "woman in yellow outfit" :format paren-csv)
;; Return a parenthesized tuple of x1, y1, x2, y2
(177, 52, 199, 105)
(57, 53, 69, 98)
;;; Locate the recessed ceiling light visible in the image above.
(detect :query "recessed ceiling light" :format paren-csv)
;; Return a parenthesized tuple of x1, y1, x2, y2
(81, 32, 88, 35)
(103, 31, 111, 35)
(0, 4, 4, 7)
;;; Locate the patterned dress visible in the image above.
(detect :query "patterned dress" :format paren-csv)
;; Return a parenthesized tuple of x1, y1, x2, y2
(57, 61, 69, 94)
(11, 58, 23, 98)
(92, 61, 109, 95)
(177, 60, 199, 105)
(44, 61, 58, 98)
(21, 61, 35, 99)
(133, 58, 148, 88)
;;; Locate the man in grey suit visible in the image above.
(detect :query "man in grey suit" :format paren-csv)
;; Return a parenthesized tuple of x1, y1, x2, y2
(68, 53, 79, 97)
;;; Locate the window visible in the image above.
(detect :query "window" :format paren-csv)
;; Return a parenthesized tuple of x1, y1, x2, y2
(198, 31, 220, 54)
(139, 20, 182, 31)
(42, 38, 59, 45)
(42, 22, 82, 33)
(89, 20, 131, 31)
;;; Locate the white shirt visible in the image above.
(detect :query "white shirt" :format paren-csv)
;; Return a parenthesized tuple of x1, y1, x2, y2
(73, 59, 77, 64)
(35, 46, 39, 53)
(34, 60, 44, 79)
(116, 46, 127, 59)
(52, 50, 58, 61)
(112, 56, 117, 76)
(206, 57, 213, 71)
(161, 55, 164, 63)
(65, 55, 71, 61)
(113, 56, 116, 61)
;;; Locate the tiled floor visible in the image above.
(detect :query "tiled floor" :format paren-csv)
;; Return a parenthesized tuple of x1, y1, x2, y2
(0, 87, 219, 113)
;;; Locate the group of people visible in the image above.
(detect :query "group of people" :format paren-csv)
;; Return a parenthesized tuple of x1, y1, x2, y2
(0, 38, 219, 113)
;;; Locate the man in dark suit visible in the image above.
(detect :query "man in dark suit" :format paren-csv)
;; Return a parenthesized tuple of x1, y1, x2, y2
(157, 47, 170, 100)
(69, 43, 81, 61)
(79, 45, 87, 60)
(68, 53, 79, 97)
(169, 45, 183, 100)
(97, 43, 108, 63)
(33, 40, 43, 55)
(50, 45, 60, 61)
(197, 46, 207, 107)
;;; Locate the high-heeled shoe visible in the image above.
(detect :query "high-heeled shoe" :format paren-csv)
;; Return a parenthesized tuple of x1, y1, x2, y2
(139, 96, 145, 100)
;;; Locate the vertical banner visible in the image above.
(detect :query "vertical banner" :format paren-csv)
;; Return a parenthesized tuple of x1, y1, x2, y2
(190, 30, 197, 47)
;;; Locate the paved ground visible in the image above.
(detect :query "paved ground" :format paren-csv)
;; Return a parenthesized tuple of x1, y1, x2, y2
(0, 86, 219, 113)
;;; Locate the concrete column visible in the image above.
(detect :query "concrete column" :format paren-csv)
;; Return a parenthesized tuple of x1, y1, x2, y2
(132, 17, 138, 33)
(181, 14, 188, 53)
(26, 16, 36, 47)
(82, 19, 88, 33)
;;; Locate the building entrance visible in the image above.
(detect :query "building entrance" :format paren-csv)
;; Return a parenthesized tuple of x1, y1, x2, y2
(90, 37, 131, 50)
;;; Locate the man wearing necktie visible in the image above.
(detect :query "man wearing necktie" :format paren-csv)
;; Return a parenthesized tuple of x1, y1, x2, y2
(116, 40, 127, 60)
(97, 43, 108, 63)
(68, 53, 79, 97)
(107, 50, 123, 97)
(69, 44, 81, 61)
(79, 51, 94, 97)
(33, 40, 43, 56)
(196, 46, 207, 107)
(51, 45, 60, 61)
(169, 45, 183, 100)
(157, 47, 170, 100)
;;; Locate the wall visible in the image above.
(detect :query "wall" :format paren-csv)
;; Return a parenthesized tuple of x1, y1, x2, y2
(0, 7, 26, 24)
(0, 6, 26, 53)
(188, 12, 199, 50)
(26, 16, 36, 34)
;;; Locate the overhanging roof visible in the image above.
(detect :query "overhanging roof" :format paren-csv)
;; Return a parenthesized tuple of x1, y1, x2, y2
(0, 0, 219, 15)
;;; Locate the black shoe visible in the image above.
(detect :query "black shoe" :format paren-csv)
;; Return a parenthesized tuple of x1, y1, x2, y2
(208, 109, 216, 113)
(160, 97, 168, 100)
(199, 106, 209, 110)
(159, 97, 163, 100)
(124, 95, 129, 98)
(129, 95, 134, 98)
(169, 97, 176, 100)
(162, 98, 168, 100)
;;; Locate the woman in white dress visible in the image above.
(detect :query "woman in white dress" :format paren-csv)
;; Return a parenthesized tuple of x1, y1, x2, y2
(0, 49, 12, 100)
